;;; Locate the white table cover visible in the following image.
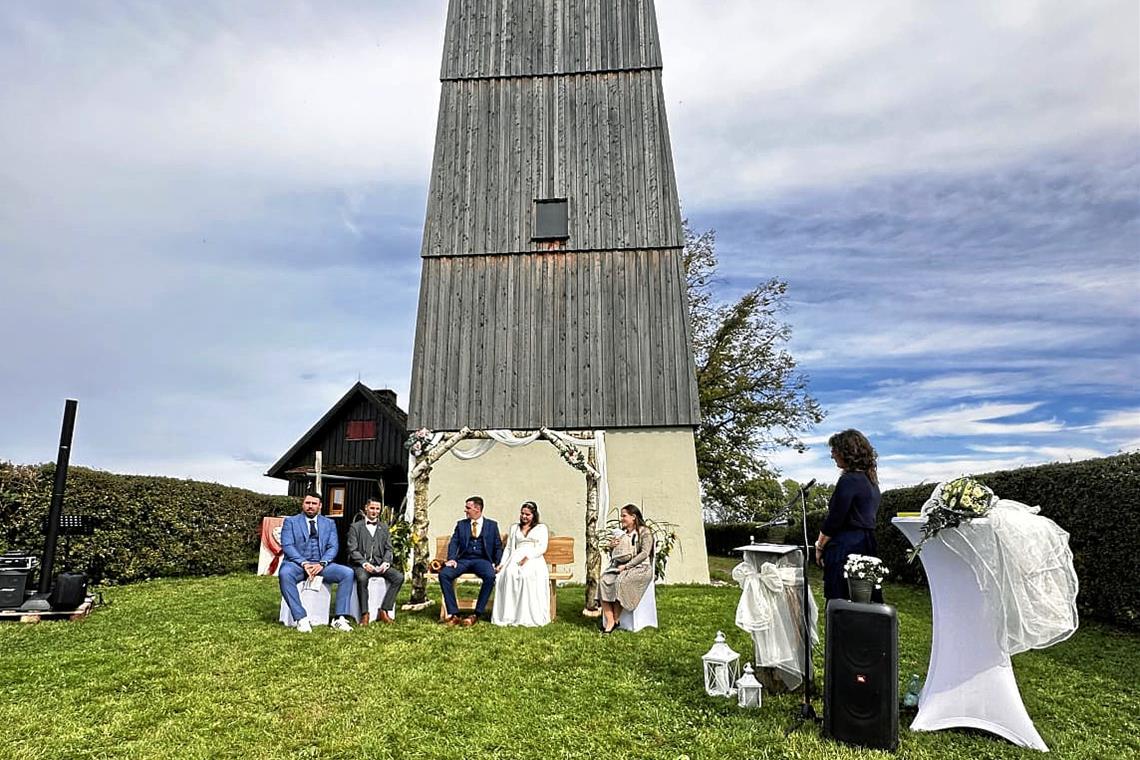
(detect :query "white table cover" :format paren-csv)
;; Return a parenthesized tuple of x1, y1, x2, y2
(893, 517, 1049, 751)
(733, 544, 819, 690)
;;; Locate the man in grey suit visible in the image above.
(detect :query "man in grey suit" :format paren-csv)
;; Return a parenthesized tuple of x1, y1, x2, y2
(346, 499, 405, 625)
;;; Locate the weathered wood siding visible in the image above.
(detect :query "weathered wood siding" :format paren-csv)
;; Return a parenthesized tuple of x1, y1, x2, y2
(409, 0, 699, 431)
(441, 0, 663, 79)
(409, 248, 699, 430)
(421, 70, 683, 256)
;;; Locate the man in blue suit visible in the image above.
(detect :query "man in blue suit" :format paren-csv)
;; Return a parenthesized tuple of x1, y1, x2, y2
(279, 491, 356, 633)
(439, 495, 503, 626)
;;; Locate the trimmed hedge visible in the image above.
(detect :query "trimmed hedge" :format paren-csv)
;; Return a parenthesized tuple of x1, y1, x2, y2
(704, 511, 829, 557)
(705, 452, 1139, 629)
(0, 462, 296, 585)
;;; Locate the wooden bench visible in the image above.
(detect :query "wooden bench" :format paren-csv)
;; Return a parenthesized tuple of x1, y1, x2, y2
(425, 535, 575, 620)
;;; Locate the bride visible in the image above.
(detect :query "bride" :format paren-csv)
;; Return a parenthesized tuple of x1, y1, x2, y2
(492, 501, 551, 627)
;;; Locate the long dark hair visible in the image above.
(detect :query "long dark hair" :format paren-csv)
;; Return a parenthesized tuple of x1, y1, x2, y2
(828, 429, 879, 486)
(620, 503, 646, 530)
(519, 500, 540, 529)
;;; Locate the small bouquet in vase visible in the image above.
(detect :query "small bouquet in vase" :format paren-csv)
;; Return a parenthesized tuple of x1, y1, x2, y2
(844, 554, 890, 588)
(907, 476, 995, 562)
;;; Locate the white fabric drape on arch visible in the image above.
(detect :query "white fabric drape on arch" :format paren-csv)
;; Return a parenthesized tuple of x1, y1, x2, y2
(404, 429, 610, 521)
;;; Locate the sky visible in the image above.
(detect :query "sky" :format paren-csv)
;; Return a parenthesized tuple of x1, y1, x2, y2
(1, 0, 1136, 494)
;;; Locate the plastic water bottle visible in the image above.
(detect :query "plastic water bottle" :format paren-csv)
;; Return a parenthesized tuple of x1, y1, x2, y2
(902, 674, 922, 708)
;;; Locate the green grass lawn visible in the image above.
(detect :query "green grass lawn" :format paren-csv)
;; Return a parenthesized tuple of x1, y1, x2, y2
(1, 561, 1137, 760)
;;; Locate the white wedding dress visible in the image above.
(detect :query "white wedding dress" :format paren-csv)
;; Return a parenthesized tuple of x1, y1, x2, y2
(492, 524, 551, 627)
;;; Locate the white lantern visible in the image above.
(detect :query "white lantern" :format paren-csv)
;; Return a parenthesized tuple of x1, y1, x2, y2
(736, 662, 763, 708)
(702, 631, 740, 697)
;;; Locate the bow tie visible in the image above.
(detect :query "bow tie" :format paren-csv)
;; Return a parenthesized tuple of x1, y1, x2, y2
(366, 520, 379, 526)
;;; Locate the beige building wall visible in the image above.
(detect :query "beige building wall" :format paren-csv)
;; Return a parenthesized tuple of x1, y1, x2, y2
(423, 428, 710, 585)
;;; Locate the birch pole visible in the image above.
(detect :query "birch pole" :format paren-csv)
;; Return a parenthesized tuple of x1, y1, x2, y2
(407, 427, 471, 606)
(583, 445, 601, 616)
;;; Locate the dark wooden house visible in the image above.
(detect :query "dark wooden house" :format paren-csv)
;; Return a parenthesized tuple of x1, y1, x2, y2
(267, 383, 409, 552)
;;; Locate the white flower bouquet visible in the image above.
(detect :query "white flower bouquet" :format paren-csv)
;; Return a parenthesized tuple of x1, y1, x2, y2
(843, 554, 890, 588)
(907, 476, 995, 562)
(404, 428, 436, 458)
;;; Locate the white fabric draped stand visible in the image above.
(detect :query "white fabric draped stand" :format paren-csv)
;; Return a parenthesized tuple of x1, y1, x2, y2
(894, 508, 1078, 752)
(733, 544, 819, 691)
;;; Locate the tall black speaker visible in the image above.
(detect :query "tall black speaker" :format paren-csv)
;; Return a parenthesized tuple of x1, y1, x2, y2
(49, 572, 88, 611)
(824, 599, 899, 751)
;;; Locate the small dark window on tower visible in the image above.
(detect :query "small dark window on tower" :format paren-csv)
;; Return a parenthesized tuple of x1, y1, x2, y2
(533, 198, 569, 240)
(346, 420, 377, 441)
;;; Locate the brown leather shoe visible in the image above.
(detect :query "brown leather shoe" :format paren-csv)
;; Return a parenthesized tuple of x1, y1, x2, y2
(443, 614, 460, 627)
(360, 613, 370, 627)
(378, 610, 393, 624)
(461, 615, 478, 627)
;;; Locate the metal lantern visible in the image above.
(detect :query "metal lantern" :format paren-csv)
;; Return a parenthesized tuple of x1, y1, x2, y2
(736, 662, 763, 708)
(702, 631, 740, 697)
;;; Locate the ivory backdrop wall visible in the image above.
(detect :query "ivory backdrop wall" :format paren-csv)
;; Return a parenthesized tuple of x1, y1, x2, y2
(424, 428, 710, 585)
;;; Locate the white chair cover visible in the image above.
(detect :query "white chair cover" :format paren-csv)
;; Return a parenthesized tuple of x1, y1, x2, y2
(362, 576, 394, 621)
(279, 582, 331, 627)
(619, 578, 658, 632)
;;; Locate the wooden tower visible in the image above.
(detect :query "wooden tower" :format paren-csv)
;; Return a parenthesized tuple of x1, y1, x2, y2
(409, 0, 709, 588)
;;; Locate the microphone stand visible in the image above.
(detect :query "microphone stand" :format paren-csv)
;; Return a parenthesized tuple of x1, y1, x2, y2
(782, 480, 821, 735)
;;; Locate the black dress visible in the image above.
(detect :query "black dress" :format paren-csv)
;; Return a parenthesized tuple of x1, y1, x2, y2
(821, 471, 881, 600)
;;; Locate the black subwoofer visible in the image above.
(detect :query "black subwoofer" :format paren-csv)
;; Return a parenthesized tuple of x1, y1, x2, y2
(49, 572, 88, 610)
(824, 599, 899, 751)
(0, 571, 28, 609)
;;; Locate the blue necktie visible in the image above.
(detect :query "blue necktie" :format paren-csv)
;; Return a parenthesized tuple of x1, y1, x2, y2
(308, 519, 317, 538)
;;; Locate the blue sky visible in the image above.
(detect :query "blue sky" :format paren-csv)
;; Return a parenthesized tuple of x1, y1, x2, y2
(1, 1, 1136, 493)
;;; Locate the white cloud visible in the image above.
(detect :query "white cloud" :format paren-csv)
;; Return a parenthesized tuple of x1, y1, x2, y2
(894, 402, 1063, 437)
(660, 0, 1138, 205)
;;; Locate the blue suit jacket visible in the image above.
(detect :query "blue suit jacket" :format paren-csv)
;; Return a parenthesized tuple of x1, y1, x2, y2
(447, 518, 503, 565)
(281, 513, 339, 566)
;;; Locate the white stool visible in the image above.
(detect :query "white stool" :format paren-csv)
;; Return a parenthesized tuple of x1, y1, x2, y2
(279, 582, 331, 627)
(619, 578, 658, 632)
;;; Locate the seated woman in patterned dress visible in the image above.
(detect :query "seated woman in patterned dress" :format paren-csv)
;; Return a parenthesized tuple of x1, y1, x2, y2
(598, 503, 654, 634)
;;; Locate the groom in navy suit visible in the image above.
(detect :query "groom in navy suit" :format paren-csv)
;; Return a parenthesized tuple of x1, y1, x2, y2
(279, 491, 356, 632)
(439, 496, 503, 626)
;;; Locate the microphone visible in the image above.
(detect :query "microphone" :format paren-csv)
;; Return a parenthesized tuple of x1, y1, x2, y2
(760, 518, 791, 528)
(800, 478, 817, 492)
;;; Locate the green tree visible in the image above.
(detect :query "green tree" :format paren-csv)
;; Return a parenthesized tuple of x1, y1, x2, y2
(684, 223, 825, 522)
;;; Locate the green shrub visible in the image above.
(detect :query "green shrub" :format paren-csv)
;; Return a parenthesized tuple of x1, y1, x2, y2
(704, 510, 828, 557)
(0, 462, 296, 585)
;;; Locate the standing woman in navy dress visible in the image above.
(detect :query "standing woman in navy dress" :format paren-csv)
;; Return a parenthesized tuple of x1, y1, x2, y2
(814, 429, 882, 600)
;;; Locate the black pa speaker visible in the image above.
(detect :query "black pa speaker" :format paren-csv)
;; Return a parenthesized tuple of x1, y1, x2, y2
(49, 572, 88, 611)
(0, 571, 28, 609)
(824, 599, 899, 751)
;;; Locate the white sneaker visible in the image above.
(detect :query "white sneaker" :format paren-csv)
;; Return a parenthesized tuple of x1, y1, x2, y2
(330, 616, 353, 633)
(295, 617, 312, 633)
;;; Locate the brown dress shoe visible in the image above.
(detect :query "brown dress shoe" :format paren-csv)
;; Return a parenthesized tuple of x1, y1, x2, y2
(378, 610, 393, 624)
(360, 613, 370, 627)
(444, 614, 460, 626)
(461, 615, 478, 627)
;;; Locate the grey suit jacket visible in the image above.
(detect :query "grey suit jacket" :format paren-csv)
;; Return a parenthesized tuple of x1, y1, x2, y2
(346, 519, 395, 567)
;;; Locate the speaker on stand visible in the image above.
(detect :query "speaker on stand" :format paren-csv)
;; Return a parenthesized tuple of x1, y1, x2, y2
(824, 599, 899, 751)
